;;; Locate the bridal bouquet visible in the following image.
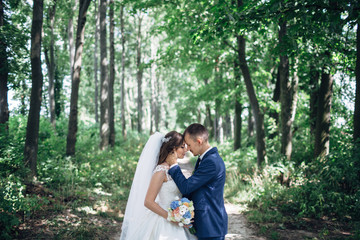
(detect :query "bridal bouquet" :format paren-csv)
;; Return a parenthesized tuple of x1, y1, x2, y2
(167, 197, 195, 227)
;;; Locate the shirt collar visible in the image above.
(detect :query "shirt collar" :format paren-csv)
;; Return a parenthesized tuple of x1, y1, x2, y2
(199, 147, 212, 160)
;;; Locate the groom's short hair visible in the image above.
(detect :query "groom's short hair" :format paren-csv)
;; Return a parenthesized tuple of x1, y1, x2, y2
(184, 123, 209, 142)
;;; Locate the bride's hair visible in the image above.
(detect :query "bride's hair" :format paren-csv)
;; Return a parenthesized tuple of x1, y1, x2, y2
(158, 131, 183, 165)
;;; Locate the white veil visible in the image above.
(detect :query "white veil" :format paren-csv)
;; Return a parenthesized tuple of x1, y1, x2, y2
(120, 132, 164, 240)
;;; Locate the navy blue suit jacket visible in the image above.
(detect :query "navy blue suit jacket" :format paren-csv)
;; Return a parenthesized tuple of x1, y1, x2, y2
(168, 147, 228, 238)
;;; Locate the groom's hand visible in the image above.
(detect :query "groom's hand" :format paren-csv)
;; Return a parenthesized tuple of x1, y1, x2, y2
(165, 151, 178, 166)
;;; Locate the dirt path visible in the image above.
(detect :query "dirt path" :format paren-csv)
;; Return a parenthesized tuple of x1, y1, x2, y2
(178, 157, 265, 240)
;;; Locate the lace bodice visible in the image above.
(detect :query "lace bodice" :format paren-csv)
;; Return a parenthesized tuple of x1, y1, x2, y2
(153, 165, 182, 209)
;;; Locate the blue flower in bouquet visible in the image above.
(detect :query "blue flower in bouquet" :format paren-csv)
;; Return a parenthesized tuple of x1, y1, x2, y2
(181, 197, 190, 203)
(170, 200, 180, 210)
(184, 211, 191, 219)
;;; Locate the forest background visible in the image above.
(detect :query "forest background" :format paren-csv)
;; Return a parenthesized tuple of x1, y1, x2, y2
(0, 0, 360, 239)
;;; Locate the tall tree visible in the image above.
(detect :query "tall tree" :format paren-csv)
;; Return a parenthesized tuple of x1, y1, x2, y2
(309, 66, 320, 135)
(120, 4, 126, 139)
(68, 0, 78, 82)
(99, 0, 109, 149)
(109, 0, 115, 147)
(136, 13, 143, 133)
(24, 0, 44, 178)
(279, 19, 293, 160)
(314, 65, 333, 158)
(94, 0, 99, 123)
(236, 33, 266, 167)
(0, 0, 9, 128)
(150, 35, 158, 133)
(234, 59, 242, 150)
(44, 0, 57, 127)
(355, 21, 360, 142)
(66, 0, 91, 156)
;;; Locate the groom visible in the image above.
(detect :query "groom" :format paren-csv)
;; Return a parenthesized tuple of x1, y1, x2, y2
(167, 123, 228, 240)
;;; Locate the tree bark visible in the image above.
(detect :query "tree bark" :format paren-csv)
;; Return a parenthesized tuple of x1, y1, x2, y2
(234, 59, 242, 150)
(150, 35, 158, 134)
(68, 0, 78, 83)
(309, 66, 320, 135)
(24, 0, 44, 178)
(354, 21, 360, 142)
(120, 5, 126, 139)
(94, 0, 99, 123)
(44, 0, 56, 127)
(279, 19, 293, 160)
(314, 68, 333, 158)
(99, 0, 109, 149)
(237, 34, 266, 167)
(109, 0, 115, 147)
(0, 0, 9, 128)
(136, 14, 143, 133)
(66, 0, 91, 156)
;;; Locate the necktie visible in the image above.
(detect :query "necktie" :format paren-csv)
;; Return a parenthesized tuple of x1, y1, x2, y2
(195, 156, 201, 169)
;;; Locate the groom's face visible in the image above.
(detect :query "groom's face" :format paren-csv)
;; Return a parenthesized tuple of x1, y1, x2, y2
(184, 134, 200, 156)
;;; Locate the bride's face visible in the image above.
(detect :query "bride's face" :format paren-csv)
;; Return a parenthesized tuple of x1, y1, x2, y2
(175, 143, 187, 159)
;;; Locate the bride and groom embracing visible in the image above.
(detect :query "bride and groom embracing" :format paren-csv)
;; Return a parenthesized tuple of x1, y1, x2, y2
(120, 123, 228, 240)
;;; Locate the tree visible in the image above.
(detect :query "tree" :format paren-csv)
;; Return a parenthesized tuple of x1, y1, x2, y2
(136, 13, 143, 133)
(355, 21, 360, 142)
(120, 4, 126, 139)
(99, 0, 109, 149)
(279, 19, 293, 160)
(109, 0, 115, 147)
(66, 0, 92, 156)
(0, 0, 9, 129)
(94, 0, 99, 123)
(68, 0, 78, 83)
(314, 65, 333, 158)
(44, 0, 57, 127)
(233, 59, 242, 150)
(24, 0, 44, 178)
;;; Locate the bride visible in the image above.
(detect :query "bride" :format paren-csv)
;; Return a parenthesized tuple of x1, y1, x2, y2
(120, 131, 197, 240)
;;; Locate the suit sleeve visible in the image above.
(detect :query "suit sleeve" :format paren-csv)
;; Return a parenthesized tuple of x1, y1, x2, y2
(168, 159, 217, 196)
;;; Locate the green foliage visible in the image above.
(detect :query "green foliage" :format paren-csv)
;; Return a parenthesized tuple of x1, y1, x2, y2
(0, 116, 148, 238)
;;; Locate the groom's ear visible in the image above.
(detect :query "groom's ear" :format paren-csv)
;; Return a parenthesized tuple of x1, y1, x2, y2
(197, 138, 203, 145)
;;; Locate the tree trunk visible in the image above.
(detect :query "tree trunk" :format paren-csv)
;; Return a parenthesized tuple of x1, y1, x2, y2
(237, 34, 266, 167)
(24, 0, 44, 178)
(234, 59, 242, 150)
(99, 0, 109, 149)
(354, 21, 360, 142)
(66, 0, 91, 156)
(120, 5, 126, 139)
(155, 73, 160, 131)
(109, 0, 115, 147)
(94, 0, 99, 123)
(314, 68, 333, 158)
(20, 78, 27, 115)
(0, 0, 9, 128)
(68, 0, 78, 82)
(214, 99, 220, 142)
(309, 66, 320, 135)
(150, 36, 158, 134)
(44, 0, 56, 127)
(269, 68, 280, 139)
(291, 58, 299, 129)
(279, 19, 292, 160)
(136, 14, 143, 133)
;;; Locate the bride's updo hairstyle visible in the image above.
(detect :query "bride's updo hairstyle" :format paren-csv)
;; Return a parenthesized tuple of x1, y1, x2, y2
(158, 131, 183, 165)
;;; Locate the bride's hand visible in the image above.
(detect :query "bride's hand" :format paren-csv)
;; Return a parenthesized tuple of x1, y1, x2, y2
(165, 151, 178, 166)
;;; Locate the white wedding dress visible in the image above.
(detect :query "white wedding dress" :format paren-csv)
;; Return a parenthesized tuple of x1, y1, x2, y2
(125, 165, 197, 240)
